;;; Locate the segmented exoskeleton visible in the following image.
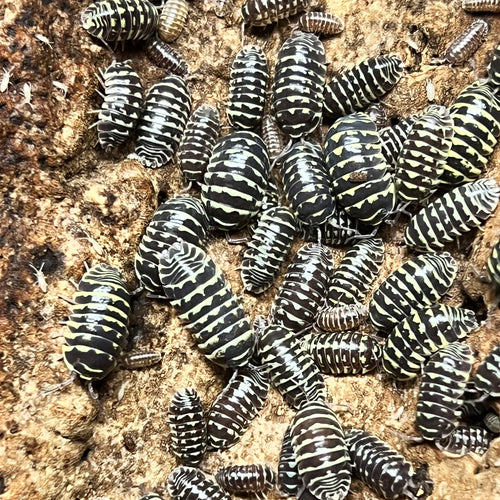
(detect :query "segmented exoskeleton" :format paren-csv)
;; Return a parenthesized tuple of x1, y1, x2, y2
(404, 178, 500, 252)
(168, 388, 207, 466)
(346, 428, 434, 499)
(159, 241, 255, 368)
(206, 365, 269, 450)
(381, 305, 478, 381)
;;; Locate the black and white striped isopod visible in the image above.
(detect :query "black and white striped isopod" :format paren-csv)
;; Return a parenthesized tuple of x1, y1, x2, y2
(315, 303, 368, 332)
(462, 0, 500, 11)
(168, 388, 207, 466)
(325, 112, 396, 226)
(290, 400, 351, 500)
(416, 342, 474, 440)
(131, 75, 191, 169)
(159, 241, 255, 368)
(206, 365, 269, 451)
(158, 0, 189, 42)
(178, 104, 220, 185)
(394, 105, 453, 203)
(168, 466, 230, 500)
(240, 206, 297, 294)
(271, 31, 326, 138)
(278, 426, 300, 496)
(323, 55, 404, 119)
(297, 12, 344, 36)
(241, 0, 310, 26)
(484, 412, 500, 434)
(404, 178, 500, 252)
(215, 464, 275, 495)
(134, 195, 210, 293)
(441, 81, 500, 185)
(381, 304, 478, 381)
(145, 37, 189, 76)
(325, 238, 385, 307)
(379, 114, 419, 168)
(369, 252, 458, 332)
(302, 331, 382, 375)
(300, 209, 377, 246)
(473, 342, 500, 398)
(441, 19, 489, 66)
(487, 41, 500, 87)
(261, 114, 284, 164)
(435, 426, 494, 457)
(81, 0, 159, 44)
(227, 45, 268, 130)
(281, 141, 335, 227)
(256, 324, 326, 410)
(62, 264, 130, 383)
(201, 130, 270, 231)
(345, 428, 434, 500)
(92, 60, 143, 151)
(269, 242, 333, 332)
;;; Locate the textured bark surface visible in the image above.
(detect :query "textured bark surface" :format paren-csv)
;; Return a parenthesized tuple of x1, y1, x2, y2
(0, 0, 499, 499)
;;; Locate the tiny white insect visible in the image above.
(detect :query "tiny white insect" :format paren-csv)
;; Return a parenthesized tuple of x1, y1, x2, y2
(30, 263, 48, 293)
(52, 80, 68, 98)
(1, 67, 14, 93)
(21, 82, 33, 108)
(34, 33, 54, 49)
(425, 78, 436, 102)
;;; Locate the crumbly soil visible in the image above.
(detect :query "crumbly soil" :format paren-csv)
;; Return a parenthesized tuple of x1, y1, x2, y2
(0, 0, 499, 499)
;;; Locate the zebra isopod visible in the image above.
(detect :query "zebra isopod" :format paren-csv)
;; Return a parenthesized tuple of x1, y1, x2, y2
(178, 104, 220, 185)
(326, 238, 385, 307)
(168, 466, 230, 499)
(240, 206, 297, 294)
(227, 45, 268, 130)
(131, 75, 191, 169)
(434, 426, 494, 457)
(323, 55, 404, 119)
(281, 140, 335, 227)
(272, 31, 326, 138)
(62, 263, 130, 384)
(369, 252, 458, 332)
(394, 105, 453, 204)
(302, 331, 382, 375)
(473, 342, 500, 398)
(315, 303, 368, 333)
(159, 241, 255, 368)
(269, 242, 333, 332)
(256, 324, 326, 410)
(215, 464, 276, 495)
(134, 195, 210, 293)
(346, 428, 434, 500)
(441, 81, 500, 185)
(81, 0, 159, 44)
(206, 365, 269, 451)
(404, 178, 500, 252)
(241, 0, 310, 27)
(297, 12, 344, 36)
(381, 304, 478, 381)
(92, 60, 143, 151)
(168, 388, 207, 466)
(290, 400, 351, 500)
(416, 342, 474, 440)
(201, 130, 270, 231)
